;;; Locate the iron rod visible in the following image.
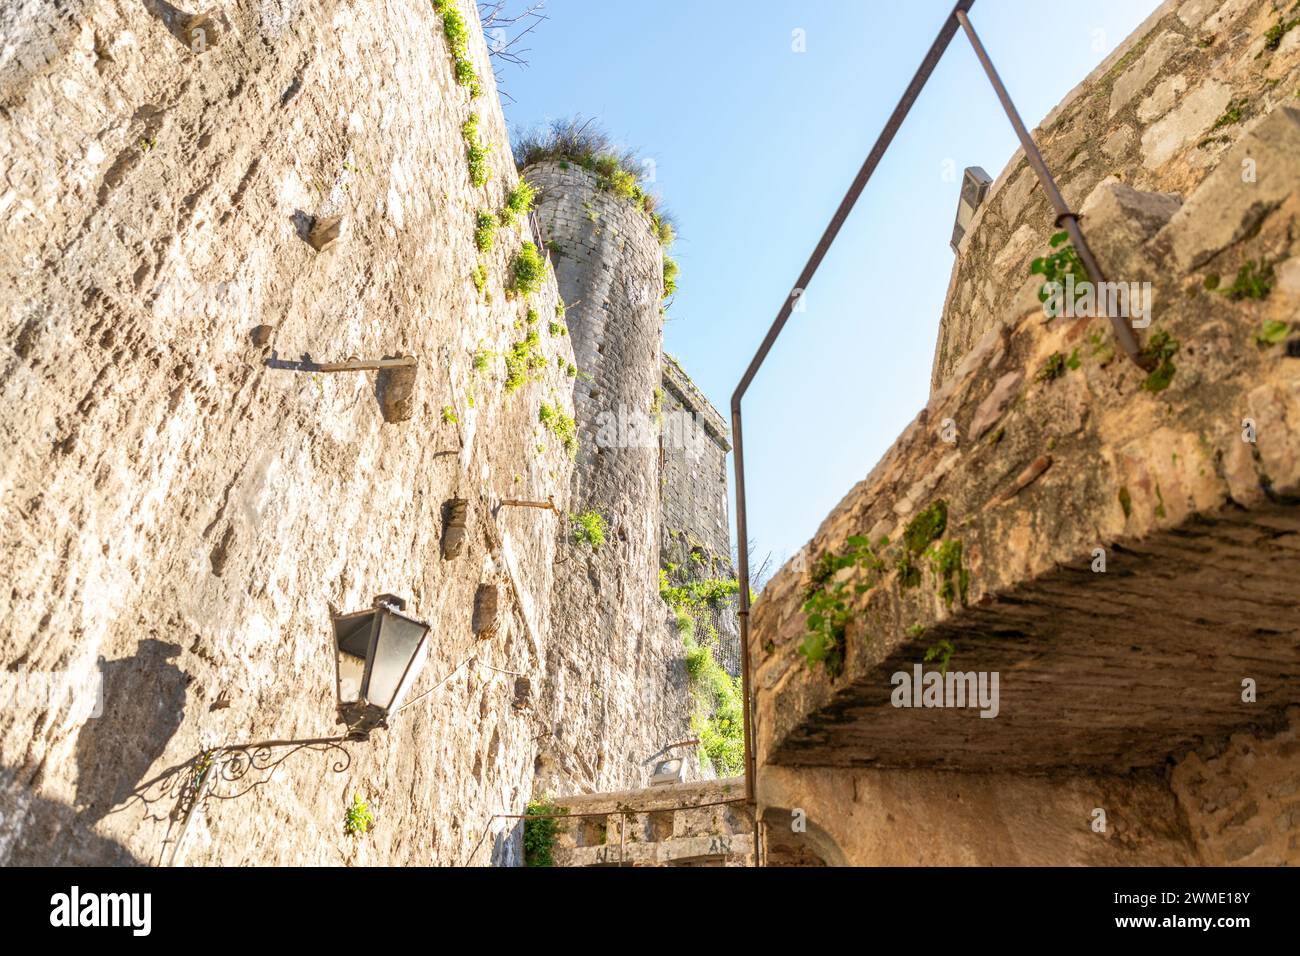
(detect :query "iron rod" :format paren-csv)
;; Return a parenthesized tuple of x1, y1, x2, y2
(317, 356, 418, 372)
(955, 8, 1144, 366)
(730, 0, 976, 849)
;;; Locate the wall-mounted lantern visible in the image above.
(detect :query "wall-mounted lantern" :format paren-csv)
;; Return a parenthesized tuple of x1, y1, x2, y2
(332, 595, 431, 738)
(649, 757, 686, 787)
(950, 166, 993, 254)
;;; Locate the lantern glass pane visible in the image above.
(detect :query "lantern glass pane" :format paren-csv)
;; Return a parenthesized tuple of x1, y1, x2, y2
(391, 638, 429, 713)
(334, 613, 374, 704)
(368, 612, 429, 712)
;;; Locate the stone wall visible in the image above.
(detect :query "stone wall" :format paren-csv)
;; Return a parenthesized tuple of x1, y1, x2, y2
(526, 160, 695, 794)
(1170, 708, 1300, 865)
(750, 0, 1300, 866)
(0, 0, 584, 866)
(548, 777, 752, 866)
(760, 765, 1197, 866)
(660, 354, 731, 563)
(932, 0, 1300, 390)
(659, 354, 741, 676)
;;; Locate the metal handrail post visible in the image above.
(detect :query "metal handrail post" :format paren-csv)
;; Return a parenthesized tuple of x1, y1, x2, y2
(954, 8, 1145, 366)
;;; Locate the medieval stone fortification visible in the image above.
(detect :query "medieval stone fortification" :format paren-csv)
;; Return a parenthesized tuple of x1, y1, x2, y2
(754, 0, 1300, 867)
(1, 0, 1296, 869)
(0, 0, 733, 866)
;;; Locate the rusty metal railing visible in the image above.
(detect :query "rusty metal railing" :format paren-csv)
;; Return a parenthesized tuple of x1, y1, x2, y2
(731, 0, 1145, 821)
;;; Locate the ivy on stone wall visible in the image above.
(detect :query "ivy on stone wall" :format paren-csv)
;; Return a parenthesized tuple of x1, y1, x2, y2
(660, 567, 743, 773)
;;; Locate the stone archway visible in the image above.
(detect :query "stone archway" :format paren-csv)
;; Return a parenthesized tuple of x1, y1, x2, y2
(759, 805, 848, 867)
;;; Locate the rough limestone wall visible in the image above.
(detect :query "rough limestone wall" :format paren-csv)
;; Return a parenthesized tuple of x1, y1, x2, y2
(759, 765, 1197, 866)
(1169, 708, 1300, 864)
(932, 0, 1300, 390)
(524, 160, 694, 793)
(0, 0, 578, 866)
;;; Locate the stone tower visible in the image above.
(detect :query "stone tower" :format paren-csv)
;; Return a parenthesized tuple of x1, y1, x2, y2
(526, 160, 695, 791)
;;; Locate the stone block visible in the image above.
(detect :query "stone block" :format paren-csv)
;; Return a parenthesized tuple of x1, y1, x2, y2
(1078, 178, 1182, 278)
(1157, 106, 1300, 270)
(1140, 78, 1232, 169)
(1109, 31, 1182, 118)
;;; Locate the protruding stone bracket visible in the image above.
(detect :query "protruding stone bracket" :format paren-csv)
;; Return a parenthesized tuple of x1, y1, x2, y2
(442, 498, 470, 560)
(472, 583, 504, 641)
(183, 10, 228, 55)
(305, 215, 345, 252)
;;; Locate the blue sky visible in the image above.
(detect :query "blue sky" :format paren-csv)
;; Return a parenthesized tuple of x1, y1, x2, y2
(498, 0, 1161, 575)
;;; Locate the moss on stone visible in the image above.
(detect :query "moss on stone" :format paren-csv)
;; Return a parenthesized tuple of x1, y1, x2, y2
(904, 500, 948, 555)
(929, 539, 968, 607)
(897, 550, 921, 589)
(1139, 330, 1179, 393)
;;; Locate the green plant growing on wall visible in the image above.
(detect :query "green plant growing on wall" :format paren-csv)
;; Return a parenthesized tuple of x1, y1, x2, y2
(547, 320, 567, 337)
(1265, 16, 1300, 51)
(500, 178, 536, 227)
(473, 348, 491, 371)
(1139, 329, 1179, 393)
(565, 361, 577, 378)
(685, 643, 710, 678)
(653, 215, 675, 247)
(1209, 98, 1246, 131)
(474, 210, 497, 252)
(679, 637, 744, 775)
(659, 569, 739, 611)
(504, 330, 545, 392)
(441, 405, 458, 424)
(1219, 260, 1274, 301)
(514, 119, 679, 255)
(344, 793, 374, 836)
(799, 535, 885, 678)
(1030, 231, 1088, 314)
(672, 606, 695, 638)
(539, 401, 577, 458)
(508, 242, 546, 297)
(1036, 351, 1068, 383)
(1256, 319, 1291, 347)
(662, 255, 679, 298)
(523, 799, 566, 866)
(462, 114, 491, 187)
(923, 639, 955, 675)
(432, 0, 481, 97)
(903, 500, 948, 555)
(897, 550, 921, 589)
(572, 510, 606, 549)
(471, 262, 489, 297)
(929, 539, 968, 607)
